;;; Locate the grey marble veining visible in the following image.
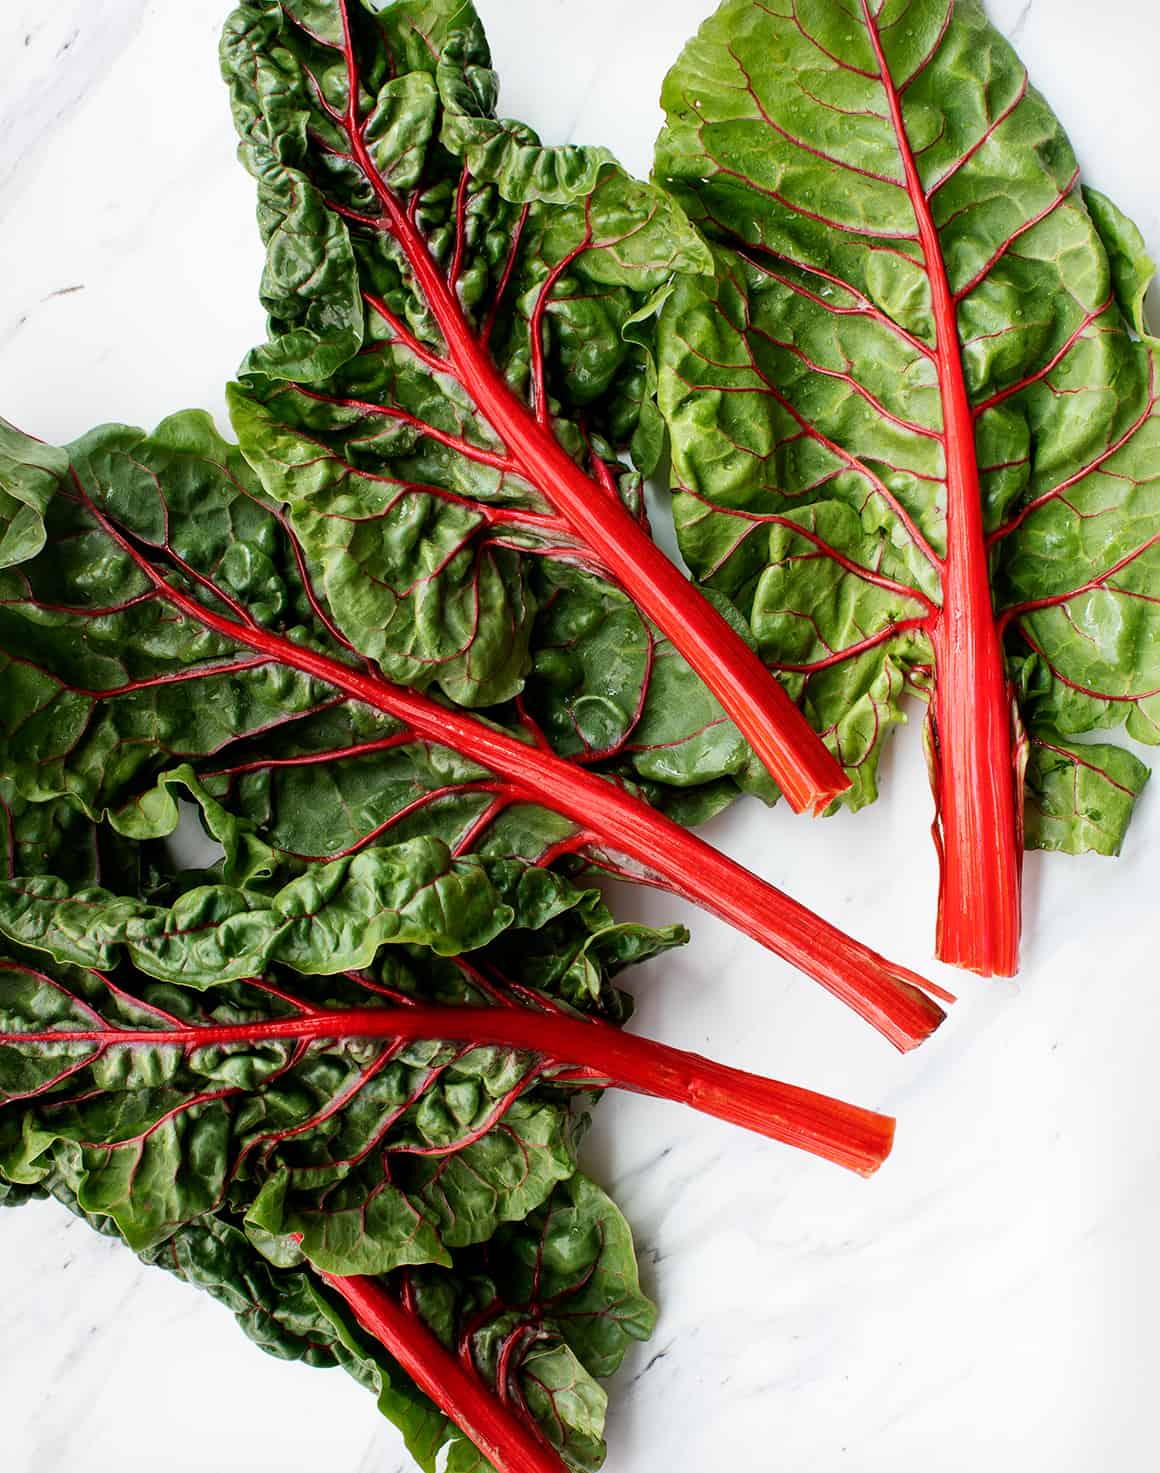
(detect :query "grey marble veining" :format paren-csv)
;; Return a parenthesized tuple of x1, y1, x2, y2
(1, 3, 1158, 1471)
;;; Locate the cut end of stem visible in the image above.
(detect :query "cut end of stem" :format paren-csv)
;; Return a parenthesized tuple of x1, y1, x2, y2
(775, 743, 853, 818)
(933, 773, 1023, 981)
(934, 927, 1020, 979)
(683, 1059, 897, 1176)
(883, 992, 949, 1054)
(764, 1083, 897, 1177)
(825, 956, 954, 1054)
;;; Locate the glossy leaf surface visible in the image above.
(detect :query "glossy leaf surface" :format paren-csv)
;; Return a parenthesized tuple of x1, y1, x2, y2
(655, 0, 1158, 970)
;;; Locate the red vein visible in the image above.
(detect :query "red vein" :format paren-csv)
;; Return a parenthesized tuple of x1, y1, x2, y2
(1017, 625, 1160, 703)
(448, 165, 472, 291)
(734, 345, 944, 570)
(1030, 734, 1138, 799)
(773, 617, 929, 674)
(741, 249, 936, 362)
(678, 486, 938, 613)
(897, 2, 954, 92)
(482, 204, 530, 346)
(781, 0, 879, 79)
(530, 208, 593, 428)
(1000, 532, 1160, 630)
(729, 42, 905, 188)
(291, 386, 516, 473)
(927, 72, 1029, 198)
(953, 167, 1082, 304)
(362, 292, 451, 375)
(69, 655, 273, 701)
(206, 732, 417, 780)
(751, 326, 942, 439)
(714, 164, 919, 242)
(973, 295, 1115, 420)
(990, 366, 1158, 544)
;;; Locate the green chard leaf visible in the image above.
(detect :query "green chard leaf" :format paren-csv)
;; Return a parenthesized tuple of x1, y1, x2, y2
(212, 0, 837, 823)
(0, 418, 67, 569)
(654, 0, 1159, 972)
(393, 1171, 654, 1471)
(0, 755, 686, 1469)
(0, 814, 679, 1471)
(220, 0, 711, 711)
(0, 733, 687, 1258)
(0, 401, 769, 882)
(30, 1166, 650, 1473)
(0, 831, 684, 1263)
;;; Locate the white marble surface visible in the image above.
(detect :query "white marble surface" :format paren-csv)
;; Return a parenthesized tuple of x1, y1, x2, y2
(1, 2, 1159, 1470)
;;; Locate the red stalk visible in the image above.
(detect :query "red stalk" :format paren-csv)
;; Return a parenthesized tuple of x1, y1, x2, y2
(320, 1273, 569, 1473)
(863, 6, 1022, 977)
(10, 1006, 896, 1174)
(90, 491, 950, 1051)
(329, 0, 847, 817)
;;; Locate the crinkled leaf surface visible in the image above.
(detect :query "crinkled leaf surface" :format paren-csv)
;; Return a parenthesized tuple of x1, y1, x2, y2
(398, 1171, 654, 1471)
(0, 789, 680, 1269)
(0, 835, 544, 984)
(655, 0, 1157, 855)
(0, 399, 771, 880)
(222, 0, 711, 711)
(26, 1166, 650, 1473)
(0, 419, 66, 570)
(0, 956, 541, 1270)
(0, 595, 674, 1472)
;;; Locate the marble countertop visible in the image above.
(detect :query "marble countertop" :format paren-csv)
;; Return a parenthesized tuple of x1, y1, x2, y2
(1, 2, 1158, 1470)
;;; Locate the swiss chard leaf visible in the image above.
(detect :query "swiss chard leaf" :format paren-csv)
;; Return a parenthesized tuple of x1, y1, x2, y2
(655, 0, 1158, 973)
(0, 412, 334, 835)
(0, 945, 597, 1272)
(221, 0, 706, 706)
(0, 782, 106, 887)
(0, 403, 767, 866)
(402, 1171, 655, 1471)
(31, 1165, 647, 1473)
(0, 715, 689, 1472)
(216, 0, 849, 817)
(0, 778, 683, 1274)
(0, 418, 66, 570)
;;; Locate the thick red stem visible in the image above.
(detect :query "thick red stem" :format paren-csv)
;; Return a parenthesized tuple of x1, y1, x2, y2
(320, 1274, 569, 1473)
(89, 498, 948, 1048)
(864, 5, 1022, 977)
(11, 1006, 895, 1173)
(335, 3, 847, 816)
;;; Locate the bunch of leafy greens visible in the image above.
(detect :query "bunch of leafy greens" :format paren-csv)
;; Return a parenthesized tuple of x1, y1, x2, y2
(0, 744, 677, 1471)
(0, 398, 943, 1048)
(0, 173, 915, 1462)
(0, 0, 957, 1065)
(654, 0, 1159, 977)
(20, 0, 1158, 1466)
(0, 389, 895, 1472)
(0, 838, 661, 1468)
